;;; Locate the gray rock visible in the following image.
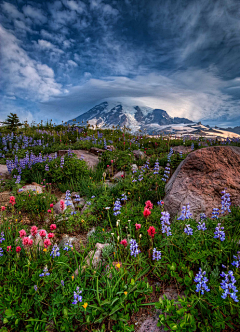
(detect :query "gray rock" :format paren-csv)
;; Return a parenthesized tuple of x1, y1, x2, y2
(72, 150, 99, 170)
(18, 184, 43, 194)
(53, 198, 75, 214)
(106, 145, 116, 151)
(0, 165, 11, 179)
(87, 227, 96, 238)
(131, 164, 138, 172)
(58, 234, 76, 249)
(133, 150, 146, 160)
(112, 171, 124, 180)
(74, 243, 110, 276)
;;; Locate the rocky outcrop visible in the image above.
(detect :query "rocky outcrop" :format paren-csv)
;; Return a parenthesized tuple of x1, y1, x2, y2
(164, 146, 240, 221)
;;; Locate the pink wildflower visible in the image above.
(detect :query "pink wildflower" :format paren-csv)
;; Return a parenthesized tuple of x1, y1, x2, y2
(48, 209, 52, 213)
(19, 229, 26, 238)
(39, 230, 46, 238)
(30, 226, 38, 237)
(9, 196, 16, 205)
(22, 237, 30, 246)
(135, 223, 141, 230)
(120, 239, 128, 247)
(16, 246, 21, 253)
(44, 238, 51, 248)
(1, 206, 5, 211)
(145, 200, 153, 210)
(48, 233, 54, 239)
(147, 226, 156, 239)
(7, 246, 12, 251)
(60, 200, 65, 211)
(50, 224, 56, 230)
(50, 203, 54, 208)
(143, 207, 151, 218)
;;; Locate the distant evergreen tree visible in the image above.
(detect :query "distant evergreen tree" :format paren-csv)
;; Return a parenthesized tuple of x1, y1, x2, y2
(1, 113, 22, 131)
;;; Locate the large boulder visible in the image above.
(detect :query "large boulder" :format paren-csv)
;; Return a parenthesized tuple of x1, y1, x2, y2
(164, 146, 240, 221)
(72, 150, 99, 169)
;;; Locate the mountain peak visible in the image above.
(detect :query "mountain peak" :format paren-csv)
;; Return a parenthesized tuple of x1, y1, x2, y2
(68, 101, 193, 133)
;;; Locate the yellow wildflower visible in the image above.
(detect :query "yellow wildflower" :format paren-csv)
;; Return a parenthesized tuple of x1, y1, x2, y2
(116, 263, 121, 269)
(81, 219, 84, 223)
(82, 303, 88, 309)
(15, 219, 17, 222)
(71, 275, 74, 280)
(102, 228, 104, 231)
(43, 248, 47, 252)
(124, 292, 128, 296)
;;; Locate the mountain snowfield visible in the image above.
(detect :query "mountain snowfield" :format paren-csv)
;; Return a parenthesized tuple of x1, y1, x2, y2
(67, 101, 194, 133)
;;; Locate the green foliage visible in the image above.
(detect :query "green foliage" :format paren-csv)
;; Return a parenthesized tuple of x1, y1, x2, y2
(14, 191, 57, 222)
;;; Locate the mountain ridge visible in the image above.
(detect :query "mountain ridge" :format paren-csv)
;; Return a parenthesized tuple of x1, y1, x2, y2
(67, 101, 194, 133)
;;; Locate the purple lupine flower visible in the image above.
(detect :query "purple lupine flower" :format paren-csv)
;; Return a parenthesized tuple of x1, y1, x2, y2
(184, 224, 193, 235)
(39, 266, 50, 277)
(0, 232, 5, 243)
(232, 252, 240, 269)
(63, 241, 73, 251)
(50, 244, 60, 258)
(153, 159, 160, 174)
(194, 268, 210, 295)
(61, 280, 64, 286)
(211, 208, 219, 219)
(177, 204, 192, 221)
(60, 156, 64, 168)
(197, 222, 207, 231)
(34, 285, 38, 291)
(220, 189, 231, 214)
(129, 239, 141, 257)
(160, 211, 172, 236)
(220, 270, 238, 302)
(152, 248, 161, 261)
(113, 199, 121, 216)
(0, 248, 3, 256)
(72, 286, 82, 305)
(214, 223, 225, 241)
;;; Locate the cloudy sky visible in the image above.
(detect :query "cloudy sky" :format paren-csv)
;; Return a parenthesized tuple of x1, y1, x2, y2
(1, 0, 240, 127)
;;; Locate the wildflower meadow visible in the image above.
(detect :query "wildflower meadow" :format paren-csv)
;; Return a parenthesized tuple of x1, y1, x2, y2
(0, 119, 240, 332)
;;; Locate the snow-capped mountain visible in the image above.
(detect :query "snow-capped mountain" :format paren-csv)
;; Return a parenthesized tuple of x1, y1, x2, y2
(67, 101, 194, 134)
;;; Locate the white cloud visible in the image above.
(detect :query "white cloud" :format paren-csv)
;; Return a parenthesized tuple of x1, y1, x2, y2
(0, 25, 62, 102)
(67, 60, 78, 67)
(39, 69, 239, 123)
(22, 5, 47, 24)
(63, 0, 86, 13)
(37, 39, 64, 53)
(1, 1, 24, 20)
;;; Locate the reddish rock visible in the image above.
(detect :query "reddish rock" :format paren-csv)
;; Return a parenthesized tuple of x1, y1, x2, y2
(164, 146, 240, 221)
